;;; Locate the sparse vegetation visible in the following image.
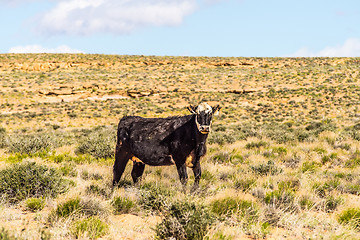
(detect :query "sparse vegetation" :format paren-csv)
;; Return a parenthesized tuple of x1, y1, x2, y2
(25, 197, 46, 212)
(70, 217, 109, 240)
(0, 54, 359, 239)
(0, 162, 69, 203)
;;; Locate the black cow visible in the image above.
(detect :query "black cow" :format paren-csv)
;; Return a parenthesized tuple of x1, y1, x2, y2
(113, 102, 221, 190)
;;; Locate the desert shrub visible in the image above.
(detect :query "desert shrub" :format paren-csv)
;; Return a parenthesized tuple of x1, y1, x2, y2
(272, 146, 288, 155)
(0, 228, 18, 240)
(343, 124, 360, 141)
(278, 179, 300, 192)
(264, 189, 295, 210)
(229, 153, 244, 164)
(269, 129, 295, 144)
(342, 184, 360, 195)
(283, 153, 302, 168)
(323, 195, 342, 212)
(71, 217, 109, 240)
(212, 151, 243, 165)
(294, 128, 314, 142)
(250, 160, 282, 176)
(321, 153, 338, 165)
(25, 197, 46, 212)
(210, 197, 258, 222)
(299, 195, 315, 210)
(344, 153, 360, 168)
(111, 196, 136, 214)
(4, 153, 29, 163)
(81, 170, 103, 181)
(234, 177, 257, 192)
(201, 169, 215, 182)
(301, 161, 321, 173)
(0, 162, 69, 203)
(245, 221, 271, 239)
(155, 201, 214, 240)
(305, 120, 337, 136)
(86, 184, 111, 198)
(338, 208, 360, 230)
(235, 122, 259, 139)
(75, 126, 116, 159)
(7, 133, 54, 155)
(49, 197, 107, 223)
(0, 127, 7, 148)
(212, 152, 231, 164)
(313, 179, 340, 198)
(245, 140, 269, 149)
(54, 198, 82, 218)
(208, 132, 236, 145)
(139, 183, 172, 212)
(47, 153, 95, 164)
(59, 163, 77, 177)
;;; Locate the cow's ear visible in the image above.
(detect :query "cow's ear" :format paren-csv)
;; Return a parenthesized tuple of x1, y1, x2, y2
(212, 105, 221, 115)
(187, 105, 197, 114)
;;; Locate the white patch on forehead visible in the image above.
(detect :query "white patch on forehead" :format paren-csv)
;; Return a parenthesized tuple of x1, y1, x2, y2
(197, 102, 212, 114)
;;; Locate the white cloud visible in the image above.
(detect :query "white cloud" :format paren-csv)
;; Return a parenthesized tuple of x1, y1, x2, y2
(36, 0, 197, 35)
(289, 38, 360, 57)
(8, 44, 84, 53)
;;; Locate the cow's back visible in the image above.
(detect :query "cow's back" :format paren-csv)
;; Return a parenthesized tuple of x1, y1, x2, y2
(116, 115, 194, 164)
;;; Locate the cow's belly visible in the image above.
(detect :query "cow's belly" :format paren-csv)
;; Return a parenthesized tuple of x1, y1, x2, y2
(130, 141, 174, 166)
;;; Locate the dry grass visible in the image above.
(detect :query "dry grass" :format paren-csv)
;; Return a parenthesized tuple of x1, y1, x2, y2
(0, 54, 359, 239)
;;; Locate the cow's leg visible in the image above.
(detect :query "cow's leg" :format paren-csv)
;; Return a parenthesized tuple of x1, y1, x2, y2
(176, 162, 188, 190)
(131, 161, 145, 184)
(113, 146, 131, 186)
(191, 161, 201, 192)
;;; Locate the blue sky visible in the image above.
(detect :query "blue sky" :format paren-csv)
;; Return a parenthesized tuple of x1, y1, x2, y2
(1, 0, 360, 57)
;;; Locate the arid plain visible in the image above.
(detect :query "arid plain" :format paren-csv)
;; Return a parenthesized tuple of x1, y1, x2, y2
(0, 54, 359, 239)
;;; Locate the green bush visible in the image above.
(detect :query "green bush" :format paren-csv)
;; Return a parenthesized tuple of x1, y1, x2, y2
(111, 197, 136, 214)
(75, 126, 116, 159)
(278, 179, 300, 192)
(299, 195, 315, 210)
(301, 161, 321, 173)
(208, 132, 236, 145)
(272, 146, 288, 155)
(210, 197, 258, 222)
(86, 184, 111, 198)
(245, 140, 269, 149)
(139, 183, 172, 212)
(25, 197, 46, 212)
(305, 120, 337, 136)
(0, 162, 69, 203)
(155, 201, 214, 240)
(0, 127, 7, 148)
(264, 189, 295, 210)
(59, 163, 77, 177)
(49, 197, 107, 223)
(7, 133, 54, 155)
(324, 195, 342, 212)
(54, 198, 82, 218)
(251, 160, 282, 176)
(313, 179, 340, 198)
(338, 208, 360, 230)
(234, 177, 257, 192)
(4, 153, 29, 164)
(71, 217, 109, 240)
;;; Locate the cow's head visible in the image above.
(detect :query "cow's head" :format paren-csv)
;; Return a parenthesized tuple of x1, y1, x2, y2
(188, 102, 221, 134)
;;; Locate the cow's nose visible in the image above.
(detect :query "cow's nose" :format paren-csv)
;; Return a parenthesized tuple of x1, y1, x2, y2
(200, 126, 210, 133)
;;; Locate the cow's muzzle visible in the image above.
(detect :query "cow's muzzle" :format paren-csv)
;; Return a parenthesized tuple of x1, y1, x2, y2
(198, 125, 210, 134)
